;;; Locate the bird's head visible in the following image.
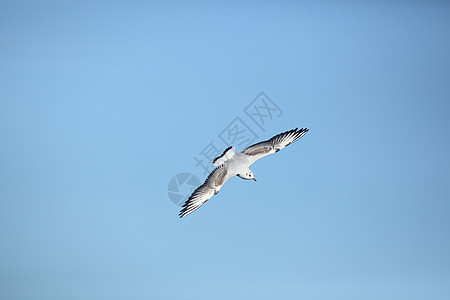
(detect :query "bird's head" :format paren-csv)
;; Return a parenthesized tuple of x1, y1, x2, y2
(238, 171, 257, 181)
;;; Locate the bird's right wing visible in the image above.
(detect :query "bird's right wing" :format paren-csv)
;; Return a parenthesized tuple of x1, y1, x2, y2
(179, 164, 230, 218)
(241, 128, 309, 165)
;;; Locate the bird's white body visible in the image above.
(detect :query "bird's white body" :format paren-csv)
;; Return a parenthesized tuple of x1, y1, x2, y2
(179, 128, 309, 218)
(225, 153, 251, 175)
(213, 154, 246, 192)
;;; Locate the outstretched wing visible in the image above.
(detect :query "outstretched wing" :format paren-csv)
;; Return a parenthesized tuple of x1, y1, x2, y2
(179, 164, 230, 218)
(241, 128, 309, 165)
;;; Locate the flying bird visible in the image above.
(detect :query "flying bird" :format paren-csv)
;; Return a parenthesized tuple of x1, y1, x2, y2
(179, 128, 309, 218)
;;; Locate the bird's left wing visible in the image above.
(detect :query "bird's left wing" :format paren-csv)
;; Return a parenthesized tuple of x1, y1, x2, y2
(241, 128, 309, 165)
(179, 164, 230, 218)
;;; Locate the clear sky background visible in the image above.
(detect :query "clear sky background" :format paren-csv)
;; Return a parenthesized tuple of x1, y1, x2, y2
(1, 1, 449, 299)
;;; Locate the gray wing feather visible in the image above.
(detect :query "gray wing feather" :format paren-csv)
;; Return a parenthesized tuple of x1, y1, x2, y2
(179, 165, 228, 218)
(241, 128, 309, 164)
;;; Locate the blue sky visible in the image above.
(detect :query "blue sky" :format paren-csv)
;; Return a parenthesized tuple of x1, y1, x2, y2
(1, 1, 449, 299)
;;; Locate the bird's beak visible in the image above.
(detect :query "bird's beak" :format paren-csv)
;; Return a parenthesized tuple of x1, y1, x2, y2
(252, 178, 257, 182)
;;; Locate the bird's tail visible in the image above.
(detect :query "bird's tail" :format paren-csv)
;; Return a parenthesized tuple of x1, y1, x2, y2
(212, 145, 236, 166)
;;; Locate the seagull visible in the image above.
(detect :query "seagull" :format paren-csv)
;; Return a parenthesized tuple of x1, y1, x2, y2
(179, 128, 309, 218)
